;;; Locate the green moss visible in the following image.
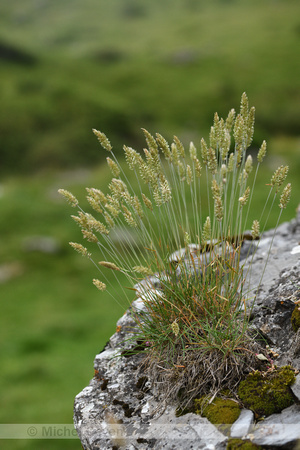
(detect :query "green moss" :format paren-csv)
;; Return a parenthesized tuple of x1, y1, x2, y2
(227, 438, 262, 449)
(238, 365, 296, 418)
(194, 397, 240, 435)
(291, 305, 300, 332)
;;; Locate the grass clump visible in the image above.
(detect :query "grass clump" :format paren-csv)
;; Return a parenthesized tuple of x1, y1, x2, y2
(59, 93, 291, 408)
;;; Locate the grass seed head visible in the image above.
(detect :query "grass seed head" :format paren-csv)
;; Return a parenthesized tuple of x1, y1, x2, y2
(225, 108, 235, 132)
(93, 128, 112, 151)
(189, 141, 197, 160)
(99, 261, 121, 271)
(279, 183, 291, 209)
(239, 186, 250, 207)
(61, 93, 291, 409)
(106, 157, 120, 177)
(69, 242, 91, 258)
(201, 138, 209, 165)
(142, 193, 153, 211)
(93, 279, 107, 291)
(171, 320, 179, 337)
(58, 189, 79, 207)
(251, 219, 260, 239)
(270, 165, 289, 192)
(133, 266, 154, 276)
(257, 140, 267, 163)
(156, 133, 171, 160)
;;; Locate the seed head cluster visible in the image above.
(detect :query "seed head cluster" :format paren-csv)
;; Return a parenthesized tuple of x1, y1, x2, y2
(59, 93, 291, 407)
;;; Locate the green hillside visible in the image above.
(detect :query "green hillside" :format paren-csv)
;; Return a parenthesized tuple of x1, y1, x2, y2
(0, 0, 299, 174)
(0, 1, 299, 449)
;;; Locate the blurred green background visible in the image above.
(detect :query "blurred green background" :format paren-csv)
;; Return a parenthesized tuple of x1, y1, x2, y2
(1, 0, 299, 448)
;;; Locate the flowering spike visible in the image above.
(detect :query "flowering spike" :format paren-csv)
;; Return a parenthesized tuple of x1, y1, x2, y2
(99, 261, 121, 271)
(93, 279, 106, 291)
(92, 129, 112, 151)
(171, 320, 179, 337)
(270, 165, 289, 192)
(279, 183, 291, 209)
(257, 141, 267, 163)
(69, 242, 91, 258)
(58, 189, 78, 207)
(133, 266, 153, 276)
(251, 220, 260, 239)
(106, 157, 120, 177)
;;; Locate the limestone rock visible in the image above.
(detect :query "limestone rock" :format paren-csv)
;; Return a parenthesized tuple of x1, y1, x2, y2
(74, 209, 300, 449)
(74, 343, 227, 449)
(291, 374, 300, 402)
(250, 404, 300, 448)
(230, 409, 254, 439)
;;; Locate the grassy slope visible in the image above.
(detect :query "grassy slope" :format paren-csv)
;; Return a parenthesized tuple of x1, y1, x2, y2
(0, 0, 299, 173)
(0, 1, 299, 448)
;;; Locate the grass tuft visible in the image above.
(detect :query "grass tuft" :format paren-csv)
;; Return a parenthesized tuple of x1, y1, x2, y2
(60, 93, 291, 407)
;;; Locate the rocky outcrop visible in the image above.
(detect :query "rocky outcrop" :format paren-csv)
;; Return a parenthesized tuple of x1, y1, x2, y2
(74, 209, 300, 449)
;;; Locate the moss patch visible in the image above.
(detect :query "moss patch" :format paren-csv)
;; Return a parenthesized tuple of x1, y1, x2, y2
(291, 305, 300, 332)
(227, 438, 262, 449)
(238, 365, 296, 418)
(194, 396, 240, 435)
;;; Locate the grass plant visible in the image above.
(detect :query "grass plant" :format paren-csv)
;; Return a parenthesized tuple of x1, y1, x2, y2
(60, 93, 291, 407)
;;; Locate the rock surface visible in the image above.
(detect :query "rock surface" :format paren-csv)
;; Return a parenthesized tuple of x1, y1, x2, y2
(291, 374, 300, 402)
(250, 404, 300, 448)
(74, 209, 300, 449)
(230, 409, 254, 439)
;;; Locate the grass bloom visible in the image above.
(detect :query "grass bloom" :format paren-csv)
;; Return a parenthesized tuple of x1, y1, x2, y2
(69, 242, 91, 258)
(60, 93, 291, 408)
(93, 279, 107, 291)
(92, 129, 112, 152)
(279, 183, 292, 209)
(58, 189, 78, 207)
(251, 220, 260, 239)
(98, 261, 121, 271)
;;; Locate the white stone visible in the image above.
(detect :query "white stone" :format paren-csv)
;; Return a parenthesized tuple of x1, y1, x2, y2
(146, 411, 227, 447)
(131, 298, 146, 312)
(169, 244, 202, 262)
(116, 312, 134, 327)
(169, 247, 186, 262)
(291, 374, 300, 401)
(291, 245, 300, 255)
(94, 348, 120, 361)
(257, 237, 273, 249)
(82, 403, 95, 416)
(75, 386, 94, 398)
(251, 404, 300, 447)
(140, 289, 164, 303)
(141, 402, 150, 415)
(230, 409, 254, 438)
(107, 383, 120, 391)
(134, 274, 161, 295)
